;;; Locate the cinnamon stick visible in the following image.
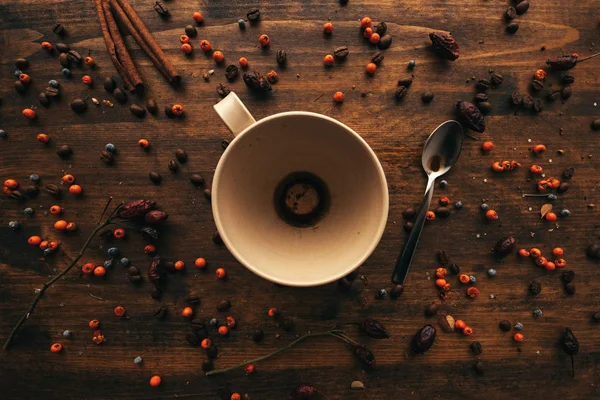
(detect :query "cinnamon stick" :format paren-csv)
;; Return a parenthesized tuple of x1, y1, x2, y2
(114, 0, 180, 85)
(93, 0, 135, 91)
(101, 0, 143, 92)
(108, 0, 172, 83)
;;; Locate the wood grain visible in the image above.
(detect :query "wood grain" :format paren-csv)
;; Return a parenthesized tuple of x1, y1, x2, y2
(1, 0, 600, 399)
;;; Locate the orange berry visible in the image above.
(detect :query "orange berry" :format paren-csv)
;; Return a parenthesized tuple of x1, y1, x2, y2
(481, 141, 494, 151)
(23, 108, 36, 119)
(182, 306, 193, 317)
(544, 261, 556, 271)
(149, 375, 161, 387)
(174, 260, 185, 271)
(333, 91, 344, 103)
(323, 54, 334, 65)
(213, 50, 224, 63)
(50, 342, 62, 353)
(19, 73, 31, 84)
(239, 57, 248, 68)
(492, 161, 504, 172)
(39, 241, 49, 250)
(4, 179, 18, 189)
(435, 268, 447, 279)
(439, 196, 450, 206)
(66, 222, 77, 232)
(536, 257, 548, 267)
(243, 364, 256, 375)
(194, 257, 207, 268)
(365, 62, 377, 74)
(201, 338, 211, 349)
(530, 248, 542, 258)
(218, 325, 229, 336)
(114, 306, 126, 317)
(485, 209, 498, 220)
(226, 316, 236, 329)
(466, 287, 480, 298)
(41, 42, 53, 51)
(455, 320, 466, 330)
(47, 241, 59, 251)
(231, 394, 241, 400)
(533, 144, 546, 154)
(363, 27, 373, 38)
(113, 228, 125, 239)
(369, 33, 380, 44)
(513, 333, 524, 342)
(258, 34, 270, 47)
(529, 165, 543, 174)
(171, 104, 184, 116)
(81, 75, 93, 85)
(144, 244, 156, 255)
(323, 22, 333, 33)
(518, 249, 530, 257)
(425, 210, 435, 221)
(181, 43, 193, 54)
(552, 247, 564, 256)
(268, 307, 279, 318)
(555, 258, 567, 268)
(215, 267, 227, 279)
(200, 40, 212, 52)
(84, 56, 95, 66)
(138, 138, 150, 149)
(462, 326, 473, 335)
(360, 17, 372, 28)
(545, 212, 557, 222)
(37, 133, 50, 143)
(459, 274, 470, 284)
(28, 236, 42, 246)
(534, 69, 546, 81)
(54, 220, 68, 230)
(69, 185, 82, 195)
(435, 278, 447, 288)
(49, 205, 63, 215)
(82, 263, 95, 274)
(180, 35, 190, 44)
(192, 12, 203, 23)
(548, 178, 560, 189)
(443, 283, 452, 291)
(89, 319, 100, 329)
(94, 266, 106, 276)
(62, 174, 75, 184)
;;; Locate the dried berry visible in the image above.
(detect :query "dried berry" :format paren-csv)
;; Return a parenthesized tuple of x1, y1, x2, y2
(546, 55, 578, 71)
(429, 32, 460, 61)
(119, 200, 156, 219)
(394, 86, 408, 100)
(494, 236, 516, 257)
(411, 324, 436, 353)
(360, 318, 391, 339)
(225, 64, 239, 81)
(470, 341, 483, 355)
(529, 281, 542, 295)
(290, 384, 316, 400)
(243, 71, 272, 93)
(354, 345, 376, 369)
(499, 320, 512, 331)
(561, 327, 579, 377)
(145, 210, 169, 224)
(456, 101, 485, 133)
(148, 257, 163, 286)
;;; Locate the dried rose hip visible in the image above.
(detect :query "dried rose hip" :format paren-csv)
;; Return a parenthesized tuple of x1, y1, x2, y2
(546, 55, 578, 71)
(494, 236, 516, 258)
(455, 101, 485, 132)
(411, 324, 436, 353)
(429, 32, 460, 61)
(360, 318, 391, 339)
(119, 200, 156, 219)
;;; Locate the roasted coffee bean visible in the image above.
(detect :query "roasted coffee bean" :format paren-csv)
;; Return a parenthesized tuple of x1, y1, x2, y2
(510, 91, 522, 106)
(505, 6, 517, 20)
(207, 345, 218, 359)
(128, 274, 142, 283)
(146, 98, 158, 114)
(56, 144, 72, 159)
(557, 182, 569, 193)
(522, 94, 534, 109)
(70, 98, 87, 113)
(38, 92, 50, 107)
(100, 150, 114, 164)
(56, 43, 70, 53)
(564, 282, 576, 295)
(45, 184, 61, 197)
(471, 341, 483, 355)
(153, 0, 169, 16)
(168, 160, 178, 172)
(243, 71, 271, 93)
(190, 174, 205, 186)
(421, 91, 434, 103)
(130, 104, 146, 117)
(128, 266, 140, 276)
(437, 250, 450, 266)
(476, 79, 491, 91)
(149, 171, 162, 184)
(186, 332, 199, 345)
(403, 221, 414, 232)
(562, 75, 575, 85)
(561, 269, 575, 284)
(547, 90, 561, 101)
(491, 72, 504, 86)
(477, 101, 492, 115)
(398, 77, 413, 87)
(185, 294, 201, 304)
(58, 52, 70, 67)
(153, 305, 167, 319)
(592, 312, 600, 323)
(225, 64, 239, 81)
(515, 0, 529, 14)
(276, 49, 287, 65)
(66, 50, 82, 64)
(529, 281, 542, 295)
(473, 361, 484, 375)
(390, 284, 404, 299)
(563, 167, 575, 180)
(394, 86, 408, 100)
(252, 329, 264, 342)
(174, 149, 187, 163)
(371, 52, 384, 65)
(425, 303, 439, 317)
(474, 93, 488, 102)
(435, 207, 450, 218)
(247, 8, 260, 21)
(113, 88, 127, 104)
(150, 287, 163, 300)
(53, 23, 65, 36)
(104, 77, 116, 93)
(203, 189, 211, 199)
(375, 21, 387, 36)
(15, 58, 28, 69)
(165, 104, 175, 118)
(45, 86, 60, 98)
(506, 22, 519, 34)
(217, 299, 231, 311)
(532, 80, 544, 91)
(24, 185, 39, 198)
(216, 83, 230, 98)
(587, 244, 600, 259)
(533, 99, 543, 113)
(411, 325, 436, 354)
(10, 190, 24, 201)
(499, 320, 512, 331)
(184, 25, 197, 37)
(212, 231, 223, 245)
(561, 86, 572, 100)
(403, 208, 416, 220)
(334, 46, 349, 59)
(377, 34, 393, 49)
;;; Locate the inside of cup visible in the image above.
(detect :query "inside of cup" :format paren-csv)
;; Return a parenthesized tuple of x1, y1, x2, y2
(213, 113, 388, 286)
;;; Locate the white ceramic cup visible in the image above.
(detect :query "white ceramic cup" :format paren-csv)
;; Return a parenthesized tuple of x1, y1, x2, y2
(213, 92, 389, 287)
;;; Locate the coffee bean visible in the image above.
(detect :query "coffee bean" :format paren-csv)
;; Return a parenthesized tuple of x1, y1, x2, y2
(184, 24, 197, 37)
(146, 98, 158, 114)
(70, 98, 87, 113)
(562, 75, 575, 85)
(56, 144, 72, 159)
(174, 149, 188, 163)
(58, 52, 70, 68)
(56, 43, 70, 53)
(104, 77, 116, 93)
(276, 49, 287, 65)
(190, 174, 205, 186)
(53, 23, 65, 36)
(45, 86, 60, 98)
(592, 119, 600, 131)
(190, 319, 205, 330)
(150, 287, 162, 300)
(149, 171, 162, 184)
(425, 303, 439, 316)
(449, 263, 460, 274)
(212, 231, 223, 245)
(506, 22, 519, 34)
(24, 185, 39, 198)
(474, 93, 488, 102)
(403, 221, 414, 232)
(217, 299, 231, 311)
(375, 21, 387, 36)
(473, 361, 484, 375)
(490, 72, 504, 85)
(533, 99, 543, 113)
(10, 190, 24, 202)
(100, 150, 114, 164)
(186, 333, 199, 345)
(531, 80, 544, 91)
(128, 266, 140, 276)
(435, 207, 450, 218)
(168, 160, 178, 172)
(153, 306, 167, 319)
(564, 282, 576, 295)
(547, 90, 561, 101)
(377, 34, 392, 49)
(165, 104, 175, 118)
(130, 104, 146, 117)
(252, 329, 264, 342)
(128, 274, 142, 283)
(421, 91, 434, 103)
(499, 320, 512, 331)
(14, 81, 26, 93)
(477, 102, 492, 114)
(154, 0, 169, 16)
(207, 345, 218, 359)
(515, 0, 529, 14)
(15, 58, 28, 69)
(66, 50, 82, 64)
(45, 184, 61, 197)
(247, 8, 260, 21)
(203, 189, 211, 199)
(334, 46, 349, 59)
(371, 52, 384, 65)
(561, 86, 572, 100)
(38, 92, 50, 107)
(476, 79, 491, 91)
(395, 86, 408, 100)
(529, 281, 542, 295)
(216, 83, 230, 98)
(398, 77, 413, 87)
(505, 6, 517, 20)
(113, 88, 127, 104)
(556, 182, 569, 194)
(470, 341, 483, 355)
(403, 208, 416, 220)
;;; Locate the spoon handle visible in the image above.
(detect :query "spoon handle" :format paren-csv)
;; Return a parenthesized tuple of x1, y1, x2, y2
(391, 180, 435, 284)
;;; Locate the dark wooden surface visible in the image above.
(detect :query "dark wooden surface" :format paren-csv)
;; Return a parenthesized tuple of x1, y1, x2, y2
(1, 1, 600, 398)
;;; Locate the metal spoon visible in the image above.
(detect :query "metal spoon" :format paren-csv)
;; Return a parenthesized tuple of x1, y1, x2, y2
(391, 120, 464, 284)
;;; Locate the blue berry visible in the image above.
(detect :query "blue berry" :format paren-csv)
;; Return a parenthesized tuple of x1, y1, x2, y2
(120, 257, 130, 267)
(48, 80, 60, 88)
(377, 289, 387, 299)
(547, 194, 557, 201)
(560, 209, 571, 217)
(104, 259, 113, 268)
(107, 247, 120, 257)
(208, 318, 218, 327)
(514, 322, 524, 331)
(0, 130, 7, 138)
(480, 203, 489, 211)
(63, 330, 72, 338)
(238, 19, 245, 29)
(487, 268, 497, 277)
(105, 143, 116, 153)
(29, 174, 39, 182)
(408, 60, 416, 69)
(439, 180, 448, 188)
(62, 68, 71, 77)
(8, 221, 20, 230)
(469, 275, 477, 283)
(134, 356, 143, 364)
(533, 309, 543, 317)
(454, 201, 464, 209)
(24, 207, 34, 216)
(44, 248, 54, 256)
(14, 70, 23, 77)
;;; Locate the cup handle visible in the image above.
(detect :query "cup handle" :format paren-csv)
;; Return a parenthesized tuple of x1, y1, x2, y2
(213, 92, 256, 137)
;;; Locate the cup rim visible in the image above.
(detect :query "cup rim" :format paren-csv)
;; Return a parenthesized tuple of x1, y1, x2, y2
(212, 111, 389, 287)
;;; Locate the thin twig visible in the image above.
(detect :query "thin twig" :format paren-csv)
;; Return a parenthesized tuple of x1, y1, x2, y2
(464, 131, 480, 140)
(97, 196, 113, 224)
(578, 52, 600, 63)
(2, 201, 123, 351)
(89, 294, 105, 301)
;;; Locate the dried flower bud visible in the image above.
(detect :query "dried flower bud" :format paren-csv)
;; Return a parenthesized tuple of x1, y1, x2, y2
(411, 324, 436, 354)
(119, 200, 156, 219)
(429, 32, 460, 61)
(144, 210, 169, 224)
(354, 345, 376, 369)
(360, 318, 391, 339)
(140, 226, 159, 241)
(546, 55, 578, 71)
(290, 384, 316, 400)
(148, 257, 163, 286)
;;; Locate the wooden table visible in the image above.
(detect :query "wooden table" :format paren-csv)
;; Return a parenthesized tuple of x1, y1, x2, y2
(1, 1, 599, 398)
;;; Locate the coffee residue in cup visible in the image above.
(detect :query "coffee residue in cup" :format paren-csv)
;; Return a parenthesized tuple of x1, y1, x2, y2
(274, 172, 330, 228)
